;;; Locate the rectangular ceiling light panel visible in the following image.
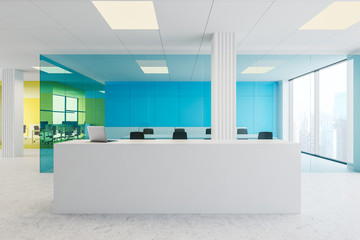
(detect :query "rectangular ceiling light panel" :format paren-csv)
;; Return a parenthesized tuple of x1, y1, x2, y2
(136, 60, 168, 74)
(140, 67, 168, 74)
(93, 1, 159, 29)
(241, 67, 274, 74)
(33, 66, 71, 74)
(300, 2, 360, 30)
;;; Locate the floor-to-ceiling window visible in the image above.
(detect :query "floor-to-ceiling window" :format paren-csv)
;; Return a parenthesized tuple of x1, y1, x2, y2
(290, 60, 348, 163)
(291, 73, 314, 153)
(52, 95, 79, 124)
(318, 61, 347, 161)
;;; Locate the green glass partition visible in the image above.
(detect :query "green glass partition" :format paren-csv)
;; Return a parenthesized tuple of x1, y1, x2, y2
(40, 56, 104, 173)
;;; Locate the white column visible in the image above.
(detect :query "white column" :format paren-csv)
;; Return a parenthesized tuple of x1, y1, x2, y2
(347, 59, 354, 165)
(289, 81, 294, 141)
(211, 32, 237, 140)
(280, 79, 290, 141)
(2, 69, 24, 157)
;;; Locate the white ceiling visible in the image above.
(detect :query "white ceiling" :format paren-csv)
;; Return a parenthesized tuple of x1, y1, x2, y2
(0, 0, 359, 73)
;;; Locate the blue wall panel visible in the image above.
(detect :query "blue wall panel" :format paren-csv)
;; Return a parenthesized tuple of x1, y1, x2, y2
(130, 81, 154, 96)
(105, 81, 278, 134)
(180, 96, 205, 126)
(236, 82, 278, 136)
(180, 82, 205, 96)
(204, 96, 211, 127)
(254, 96, 274, 133)
(155, 82, 179, 96)
(237, 82, 254, 96)
(254, 82, 275, 96)
(106, 81, 129, 96)
(154, 96, 179, 126)
(130, 96, 155, 126)
(105, 96, 129, 126)
(236, 96, 254, 133)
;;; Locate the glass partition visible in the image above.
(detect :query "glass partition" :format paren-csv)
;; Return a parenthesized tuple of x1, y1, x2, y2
(40, 56, 105, 173)
(39, 53, 349, 173)
(39, 54, 210, 172)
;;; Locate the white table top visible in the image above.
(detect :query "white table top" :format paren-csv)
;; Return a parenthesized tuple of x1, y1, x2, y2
(57, 139, 297, 145)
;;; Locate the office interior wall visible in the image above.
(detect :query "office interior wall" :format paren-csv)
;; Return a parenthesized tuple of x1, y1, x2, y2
(0, 83, 1, 146)
(105, 81, 211, 128)
(349, 56, 360, 171)
(105, 81, 278, 137)
(39, 55, 105, 173)
(236, 81, 278, 138)
(24, 81, 40, 148)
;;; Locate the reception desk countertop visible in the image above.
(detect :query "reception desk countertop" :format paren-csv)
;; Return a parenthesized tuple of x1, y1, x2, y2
(58, 139, 288, 145)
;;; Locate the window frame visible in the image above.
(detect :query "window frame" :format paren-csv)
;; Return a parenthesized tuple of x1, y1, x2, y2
(289, 59, 349, 164)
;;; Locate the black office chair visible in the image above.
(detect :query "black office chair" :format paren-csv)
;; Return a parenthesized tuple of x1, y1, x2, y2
(130, 131, 145, 139)
(237, 128, 248, 140)
(258, 132, 273, 139)
(237, 128, 248, 134)
(143, 128, 154, 134)
(33, 125, 41, 143)
(173, 132, 187, 139)
(206, 128, 211, 135)
(174, 128, 185, 133)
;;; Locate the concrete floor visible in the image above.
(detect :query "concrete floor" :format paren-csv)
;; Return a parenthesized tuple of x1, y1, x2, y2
(1, 149, 360, 240)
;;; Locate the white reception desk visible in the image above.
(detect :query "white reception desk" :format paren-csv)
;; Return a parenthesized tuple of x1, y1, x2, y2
(54, 140, 301, 214)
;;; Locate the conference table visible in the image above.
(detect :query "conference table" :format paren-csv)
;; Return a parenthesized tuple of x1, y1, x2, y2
(122, 134, 259, 139)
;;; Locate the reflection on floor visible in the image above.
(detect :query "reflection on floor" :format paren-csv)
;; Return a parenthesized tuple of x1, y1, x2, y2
(301, 154, 353, 172)
(0, 150, 359, 240)
(24, 137, 40, 149)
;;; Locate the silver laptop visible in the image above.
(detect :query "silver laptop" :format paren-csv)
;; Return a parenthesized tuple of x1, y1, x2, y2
(87, 126, 108, 142)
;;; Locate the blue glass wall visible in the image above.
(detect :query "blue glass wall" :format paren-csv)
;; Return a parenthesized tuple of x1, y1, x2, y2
(237, 82, 278, 137)
(105, 81, 211, 127)
(40, 55, 105, 173)
(105, 81, 278, 136)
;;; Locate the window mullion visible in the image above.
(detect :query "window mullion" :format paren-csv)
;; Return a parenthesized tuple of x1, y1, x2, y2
(314, 71, 320, 155)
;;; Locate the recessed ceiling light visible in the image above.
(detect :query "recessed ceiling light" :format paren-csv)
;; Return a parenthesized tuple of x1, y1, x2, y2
(241, 67, 274, 74)
(300, 2, 360, 30)
(136, 60, 169, 74)
(32, 66, 71, 74)
(92, 1, 159, 30)
(139, 67, 168, 74)
(99, 91, 105, 93)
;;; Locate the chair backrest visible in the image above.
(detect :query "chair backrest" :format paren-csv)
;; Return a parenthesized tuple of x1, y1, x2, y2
(173, 132, 187, 139)
(206, 128, 211, 134)
(143, 128, 154, 134)
(34, 125, 40, 136)
(40, 121, 48, 129)
(237, 128, 248, 134)
(174, 128, 185, 133)
(258, 132, 273, 139)
(130, 131, 145, 139)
